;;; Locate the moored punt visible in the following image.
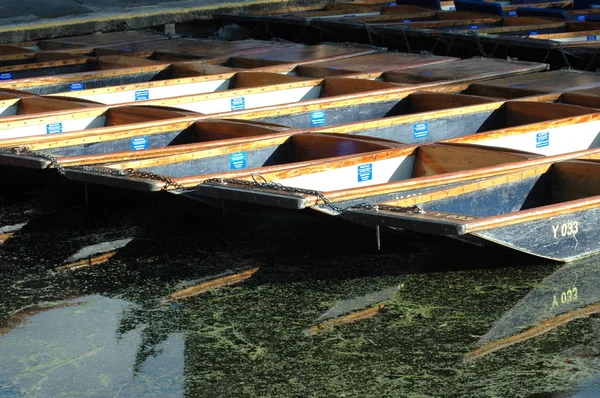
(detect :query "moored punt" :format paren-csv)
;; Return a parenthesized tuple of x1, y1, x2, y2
(339, 57, 549, 86)
(0, 55, 168, 94)
(341, 156, 600, 262)
(465, 256, 600, 361)
(0, 105, 195, 139)
(468, 69, 600, 97)
(195, 100, 600, 207)
(272, 52, 458, 77)
(61, 133, 412, 192)
(0, 119, 293, 169)
(47, 70, 315, 105)
(0, 91, 501, 170)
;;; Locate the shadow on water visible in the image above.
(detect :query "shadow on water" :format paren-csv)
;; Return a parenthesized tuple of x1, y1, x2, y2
(2, 182, 600, 397)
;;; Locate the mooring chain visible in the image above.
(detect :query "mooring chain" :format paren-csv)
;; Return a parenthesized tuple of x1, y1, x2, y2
(202, 175, 426, 215)
(0, 146, 65, 175)
(69, 165, 185, 191)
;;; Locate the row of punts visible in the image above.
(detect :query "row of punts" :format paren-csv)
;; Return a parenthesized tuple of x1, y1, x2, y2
(4, 20, 600, 263)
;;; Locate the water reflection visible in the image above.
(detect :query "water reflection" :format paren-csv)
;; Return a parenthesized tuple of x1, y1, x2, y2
(0, 295, 184, 397)
(3, 188, 600, 396)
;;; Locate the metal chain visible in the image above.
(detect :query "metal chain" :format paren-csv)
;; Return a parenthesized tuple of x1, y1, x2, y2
(0, 146, 65, 175)
(69, 165, 185, 191)
(202, 175, 426, 215)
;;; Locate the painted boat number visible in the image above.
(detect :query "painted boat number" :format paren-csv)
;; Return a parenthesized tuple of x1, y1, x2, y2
(551, 221, 579, 239)
(552, 287, 578, 308)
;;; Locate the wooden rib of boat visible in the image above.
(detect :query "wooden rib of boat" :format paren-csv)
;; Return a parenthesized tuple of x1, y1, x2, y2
(61, 133, 411, 191)
(341, 156, 600, 261)
(194, 100, 600, 207)
(0, 105, 195, 139)
(0, 91, 503, 170)
(465, 256, 600, 361)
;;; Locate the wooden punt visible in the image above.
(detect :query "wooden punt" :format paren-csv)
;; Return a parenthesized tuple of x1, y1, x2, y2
(34, 30, 169, 51)
(0, 55, 168, 94)
(195, 100, 600, 208)
(0, 96, 100, 119)
(465, 256, 600, 361)
(61, 133, 412, 192)
(0, 119, 293, 169)
(0, 91, 502, 170)
(94, 38, 306, 60)
(341, 156, 600, 261)
(274, 52, 458, 77)
(338, 57, 549, 86)
(0, 105, 195, 139)
(469, 69, 600, 97)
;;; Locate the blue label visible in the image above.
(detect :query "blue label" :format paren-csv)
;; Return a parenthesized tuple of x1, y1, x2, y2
(135, 89, 149, 101)
(419, 71, 433, 76)
(536, 131, 549, 148)
(131, 136, 148, 151)
(0, 73, 12, 80)
(448, 6, 455, 10)
(231, 97, 245, 111)
(311, 110, 326, 127)
(470, 25, 479, 29)
(358, 163, 373, 182)
(509, 11, 517, 16)
(588, 35, 597, 41)
(578, 15, 585, 20)
(403, 19, 411, 22)
(230, 152, 247, 170)
(46, 122, 62, 134)
(510, 85, 525, 89)
(414, 122, 429, 139)
(530, 31, 538, 35)
(70, 82, 84, 91)
(389, 2, 397, 5)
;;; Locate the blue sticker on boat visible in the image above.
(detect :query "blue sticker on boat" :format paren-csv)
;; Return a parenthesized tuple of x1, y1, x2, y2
(358, 163, 373, 182)
(470, 25, 479, 29)
(509, 11, 517, 16)
(46, 122, 62, 134)
(231, 97, 245, 111)
(70, 82, 84, 91)
(419, 71, 433, 76)
(135, 89, 149, 101)
(578, 15, 586, 20)
(414, 122, 429, 139)
(536, 131, 549, 148)
(389, 2, 397, 5)
(588, 35, 597, 41)
(0, 73, 12, 80)
(510, 85, 525, 89)
(131, 136, 148, 151)
(530, 31, 538, 35)
(448, 6, 455, 10)
(230, 152, 247, 170)
(311, 110, 326, 126)
(403, 19, 411, 22)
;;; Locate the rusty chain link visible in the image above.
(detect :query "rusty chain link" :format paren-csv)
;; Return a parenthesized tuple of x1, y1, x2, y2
(203, 174, 425, 215)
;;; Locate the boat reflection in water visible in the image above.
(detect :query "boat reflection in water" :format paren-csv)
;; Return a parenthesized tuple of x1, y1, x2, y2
(0, 295, 184, 397)
(466, 255, 600, 363)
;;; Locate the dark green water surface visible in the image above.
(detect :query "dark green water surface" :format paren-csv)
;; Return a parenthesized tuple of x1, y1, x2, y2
(1, 182, 600, 397)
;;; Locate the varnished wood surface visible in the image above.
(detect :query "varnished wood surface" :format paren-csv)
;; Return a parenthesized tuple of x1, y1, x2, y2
(470, 70, 600, 94)
(37, 31, 169, 50)
(294, 53, 458, 77)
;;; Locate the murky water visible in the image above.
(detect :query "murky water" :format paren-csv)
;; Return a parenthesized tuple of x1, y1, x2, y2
(2, 180, 600, 397)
